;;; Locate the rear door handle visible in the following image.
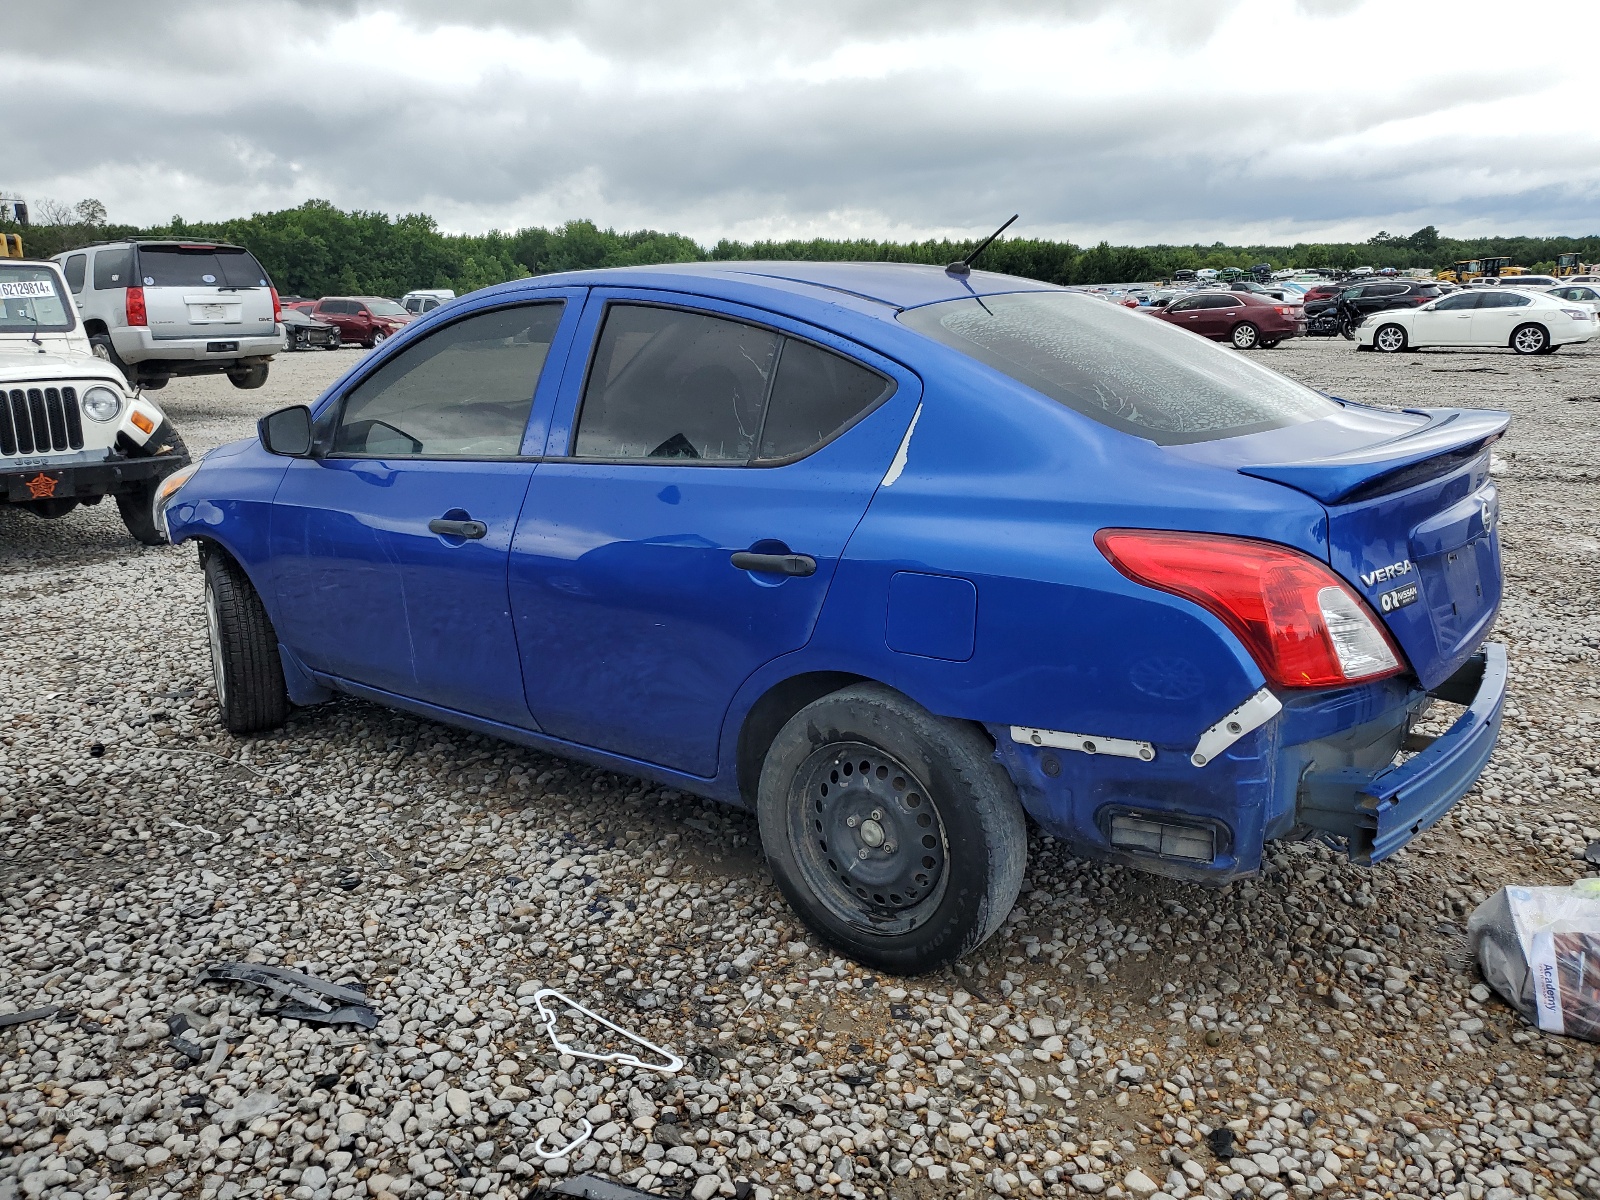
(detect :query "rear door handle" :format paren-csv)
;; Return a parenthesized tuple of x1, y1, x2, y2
(429, 518, 487, 539)
(731, 551, 816, 577)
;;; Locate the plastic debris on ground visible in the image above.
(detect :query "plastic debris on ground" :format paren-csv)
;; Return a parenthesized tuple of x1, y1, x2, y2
(1469, 878, 1600, 1040)
(197, 961, 379, 1028)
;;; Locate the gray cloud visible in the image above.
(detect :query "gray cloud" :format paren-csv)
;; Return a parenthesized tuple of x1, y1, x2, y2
(7, 1, 1599, 244)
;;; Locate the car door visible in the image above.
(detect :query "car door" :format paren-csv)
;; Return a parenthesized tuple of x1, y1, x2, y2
(1198, 293, 1244, 338)
(1469, 291, 1532, 346)
(1161, 295, 1205, 331)
(1410, 291, 1481, 345)
(267, 293, 585, 723)
(508, 291, 920, 777)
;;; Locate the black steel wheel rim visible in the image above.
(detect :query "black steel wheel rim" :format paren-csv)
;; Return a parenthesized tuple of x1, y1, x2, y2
(786, 741, 949, 935)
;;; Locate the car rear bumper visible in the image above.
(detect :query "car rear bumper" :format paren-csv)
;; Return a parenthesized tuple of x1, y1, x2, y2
(1, 449, 189, 503)
(111, 327, 283, 363)
(1343, 642, 1506, 864)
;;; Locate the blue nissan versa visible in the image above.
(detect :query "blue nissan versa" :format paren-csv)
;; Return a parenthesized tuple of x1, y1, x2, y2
(155, 262, 1508, 973)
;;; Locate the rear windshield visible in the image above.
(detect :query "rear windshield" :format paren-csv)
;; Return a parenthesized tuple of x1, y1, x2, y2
(899, 291, 1337, 445)
(136, 246, 272, 288)
(0, 264, 74, 333)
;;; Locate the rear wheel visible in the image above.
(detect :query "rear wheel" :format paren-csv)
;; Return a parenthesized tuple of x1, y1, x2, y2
(204, 552, 290, 735)
(227, 362, 270, 389)
(1258, 339, 1281, 349)
(89, 333, 133, 383)
(1374, 323, 1408, 353)
(1230, 322, 1260, 349)
(1511, 324, 1549, 355)
(756, 683, 1026, 974)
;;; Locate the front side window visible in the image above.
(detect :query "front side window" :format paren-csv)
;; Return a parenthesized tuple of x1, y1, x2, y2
(1432, 293, 1481, 311)
(0, 264, 75, 332)
(137, 245, 270, 288)
(900, 291, 1337, 445)
(62, 254, 86, 293)
(93, 248, 132, 290)
(332, 303, 563, 458)
(1166, 297, 1199, 313)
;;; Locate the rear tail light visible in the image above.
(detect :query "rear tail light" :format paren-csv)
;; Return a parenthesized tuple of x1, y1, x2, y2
(271, 286, 282, 322)
(125, 285, 147, 328)
(1095, 530, 1404, 689)
(1274, 305, 1299, 316)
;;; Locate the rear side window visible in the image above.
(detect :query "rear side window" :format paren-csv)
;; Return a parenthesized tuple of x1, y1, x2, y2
(900, 291, 1337, 446)
(93, 248, 132, 290)
(1483, 292, 1533, 308)
(137, 246, 271, 288)
(332, 303, 563, 458)
(575, 306, 780, 461)
(759, 339, 891, 460)
(62, 254, 86, 293)
(1203, 295, 1241, 308)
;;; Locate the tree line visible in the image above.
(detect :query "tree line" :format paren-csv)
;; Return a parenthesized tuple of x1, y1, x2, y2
(8, 199, 1600, 295)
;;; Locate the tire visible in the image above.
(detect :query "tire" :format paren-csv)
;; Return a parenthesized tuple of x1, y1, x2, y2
(756, 683, 1027, 974)
(1374, 324, 1408, 353)
(1511, 324, 1549, 355)
(139, 374, 168, 391)
(1258, 339, 1281, 349)
(204, 552, 290, 735)
(369, 329, 388, 348)
(89, 333, 134, 383)
(227, 362, 270, 389)
(327, 330, 342, 351)
(116, 423, 190, 546)
(1230, 322, 1259, 349)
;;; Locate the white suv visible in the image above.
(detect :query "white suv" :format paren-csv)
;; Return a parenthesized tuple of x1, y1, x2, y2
(55, 239, 281, 391)
(0, 258, 190, 543)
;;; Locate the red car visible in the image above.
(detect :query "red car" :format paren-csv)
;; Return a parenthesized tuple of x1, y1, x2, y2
(1152, 291, 1304, 349)
(306, 296, 413, 348)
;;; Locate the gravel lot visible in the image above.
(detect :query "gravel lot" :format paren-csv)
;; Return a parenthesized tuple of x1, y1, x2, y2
(3, 334, 1598, 1200)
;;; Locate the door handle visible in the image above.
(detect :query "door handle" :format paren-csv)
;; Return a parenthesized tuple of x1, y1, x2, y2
(429, 518, 487, 539)
(731, 551, 816, 577)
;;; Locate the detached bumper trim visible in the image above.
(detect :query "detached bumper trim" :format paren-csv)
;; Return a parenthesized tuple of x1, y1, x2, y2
(1355, 642, 1507, 865)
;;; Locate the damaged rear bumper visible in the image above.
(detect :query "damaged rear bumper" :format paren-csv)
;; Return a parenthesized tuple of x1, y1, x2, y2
(1297, 642, 1506, 864)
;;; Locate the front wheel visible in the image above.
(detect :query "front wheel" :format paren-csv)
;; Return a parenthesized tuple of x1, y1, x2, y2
(204, 552, 290, 735)
(369, 329, 388, 348)
(1374, 323, 1408, 353)
(756, 684, 1026, 974)
(327, 329, 342, 350)
(1230, 322, 1260, 349)
(117, 423, 189, 546)
(1511, 324, 1550, 355)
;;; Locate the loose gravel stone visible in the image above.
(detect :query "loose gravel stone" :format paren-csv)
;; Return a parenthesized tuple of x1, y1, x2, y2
(2, 340, 1600, 1200)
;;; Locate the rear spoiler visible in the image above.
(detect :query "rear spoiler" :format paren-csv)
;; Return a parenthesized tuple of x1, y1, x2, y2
(1238, 409, 1510, 504)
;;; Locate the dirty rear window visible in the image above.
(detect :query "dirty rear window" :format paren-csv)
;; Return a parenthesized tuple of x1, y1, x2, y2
(900, 291, 1336, 445)
(136, 246, 272, 288)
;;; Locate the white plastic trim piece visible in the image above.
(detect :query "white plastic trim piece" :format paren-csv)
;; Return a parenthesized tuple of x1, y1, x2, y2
(531, 1118, 593, 1160)
(880, 403, 922, 486)
(1190, 688, 1283, 768)
(1010, 726, 1155, 762)
(531, 988, 684, 1073)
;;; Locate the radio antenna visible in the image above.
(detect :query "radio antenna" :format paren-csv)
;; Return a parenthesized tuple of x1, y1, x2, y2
(946, 214, 1017, 276)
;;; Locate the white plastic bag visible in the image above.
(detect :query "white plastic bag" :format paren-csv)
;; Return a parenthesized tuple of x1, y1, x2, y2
(1469, 879, 1600, 1040)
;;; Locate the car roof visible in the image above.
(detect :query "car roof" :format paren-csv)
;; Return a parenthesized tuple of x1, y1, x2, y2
(491, 260, 1065, 320)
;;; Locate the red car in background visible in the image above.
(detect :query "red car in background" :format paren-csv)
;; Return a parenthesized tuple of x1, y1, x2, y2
(1151, 291, 1304, 349)
(304, 296, 413, 348)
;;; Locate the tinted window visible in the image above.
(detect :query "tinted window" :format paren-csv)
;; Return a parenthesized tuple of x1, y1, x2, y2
(1166, 297, 1199, 313)
(1482, 292, 1533, 308)
(62, 254, 86, 293)
(900, 291, 1336, 446)
(321, 300, 355, 314)
(137, 246, 270, 288)
(1206, 294, 1242, 307)
(1369, 283, 1406, 297)
(574, 305, 779, 461)
(333, 303, 563, 458)
(93, 248, 132, 290)
(758, 339, 891, 460)
(1433, 292, 1481, 311)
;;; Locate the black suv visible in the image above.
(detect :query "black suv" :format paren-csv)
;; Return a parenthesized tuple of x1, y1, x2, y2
(1303, 279, 1439, 318)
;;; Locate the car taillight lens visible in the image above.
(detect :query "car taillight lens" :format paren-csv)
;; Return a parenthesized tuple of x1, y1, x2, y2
(1095, 530, 1404, 689)
(1274, 305, 1298, 316)
(271, 287, 282, 322)
(125, 285, 147, 327)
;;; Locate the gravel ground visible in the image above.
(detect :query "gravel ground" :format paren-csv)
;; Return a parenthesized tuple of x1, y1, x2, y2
(2, 335, 1598, 1200)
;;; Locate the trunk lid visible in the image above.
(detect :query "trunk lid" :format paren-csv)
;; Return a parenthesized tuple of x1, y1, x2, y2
(1176, 405, 1509, 690)
(135, 244, 277, 341)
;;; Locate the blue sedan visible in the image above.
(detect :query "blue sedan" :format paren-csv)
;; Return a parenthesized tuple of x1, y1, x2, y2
(156, 262, 1508, 974)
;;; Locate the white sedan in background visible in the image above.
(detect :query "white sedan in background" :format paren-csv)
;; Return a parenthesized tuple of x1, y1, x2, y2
(1358, 287, 1596, 354)
(1547, 282, 1600, 314)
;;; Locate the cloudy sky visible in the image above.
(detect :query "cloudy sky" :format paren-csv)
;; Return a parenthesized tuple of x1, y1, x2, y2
(9, 1, 1600, 246)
